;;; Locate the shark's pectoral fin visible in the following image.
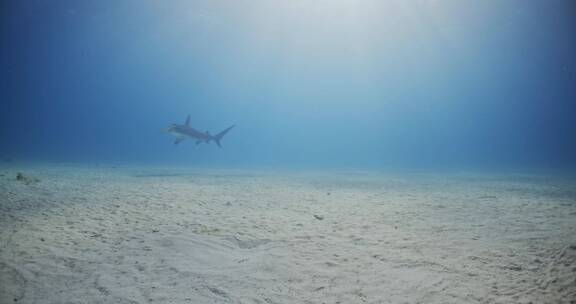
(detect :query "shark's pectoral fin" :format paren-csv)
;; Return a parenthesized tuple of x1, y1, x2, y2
(195, 140, 202, 145)
(174, 137, 185, 145)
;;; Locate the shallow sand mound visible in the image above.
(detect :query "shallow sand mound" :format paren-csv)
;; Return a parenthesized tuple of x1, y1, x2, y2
(529, 244, 576, 303)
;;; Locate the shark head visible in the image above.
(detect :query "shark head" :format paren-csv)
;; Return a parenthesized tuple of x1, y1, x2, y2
(163, 124, 178, 133)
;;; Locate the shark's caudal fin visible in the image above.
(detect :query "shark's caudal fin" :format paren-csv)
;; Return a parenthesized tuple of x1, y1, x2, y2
(213, 125, 235, 148)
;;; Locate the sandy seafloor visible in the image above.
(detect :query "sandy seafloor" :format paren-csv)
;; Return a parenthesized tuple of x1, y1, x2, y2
(1, 165, 575, 304)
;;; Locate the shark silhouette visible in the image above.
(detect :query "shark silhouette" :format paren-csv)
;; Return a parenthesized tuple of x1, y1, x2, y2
(165, 115, 235, 147)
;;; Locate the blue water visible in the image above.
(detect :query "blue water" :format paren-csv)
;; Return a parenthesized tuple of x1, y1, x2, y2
(1, 0, 575, 171)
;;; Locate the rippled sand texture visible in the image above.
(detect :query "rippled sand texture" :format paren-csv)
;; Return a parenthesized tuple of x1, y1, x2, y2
(1, 166, 575, 304)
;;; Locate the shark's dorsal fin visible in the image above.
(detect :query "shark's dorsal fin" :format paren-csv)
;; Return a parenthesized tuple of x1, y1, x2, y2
(185, 115, 191, 127)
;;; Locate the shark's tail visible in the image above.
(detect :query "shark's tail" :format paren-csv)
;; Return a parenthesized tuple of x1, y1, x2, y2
(213, 125, 235, 148)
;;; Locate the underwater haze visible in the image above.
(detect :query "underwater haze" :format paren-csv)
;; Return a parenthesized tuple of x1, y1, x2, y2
(1, 0, 576, 170)
(3, 2, 576, 303)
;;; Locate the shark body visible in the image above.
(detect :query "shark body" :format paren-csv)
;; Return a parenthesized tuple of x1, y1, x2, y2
(166, 115, 235, 147)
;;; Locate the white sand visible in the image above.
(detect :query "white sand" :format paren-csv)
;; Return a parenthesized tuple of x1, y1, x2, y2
(1, 166, 575, 304)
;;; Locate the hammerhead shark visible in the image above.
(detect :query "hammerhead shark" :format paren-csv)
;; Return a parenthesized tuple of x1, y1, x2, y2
(165, 115, 235, 147)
